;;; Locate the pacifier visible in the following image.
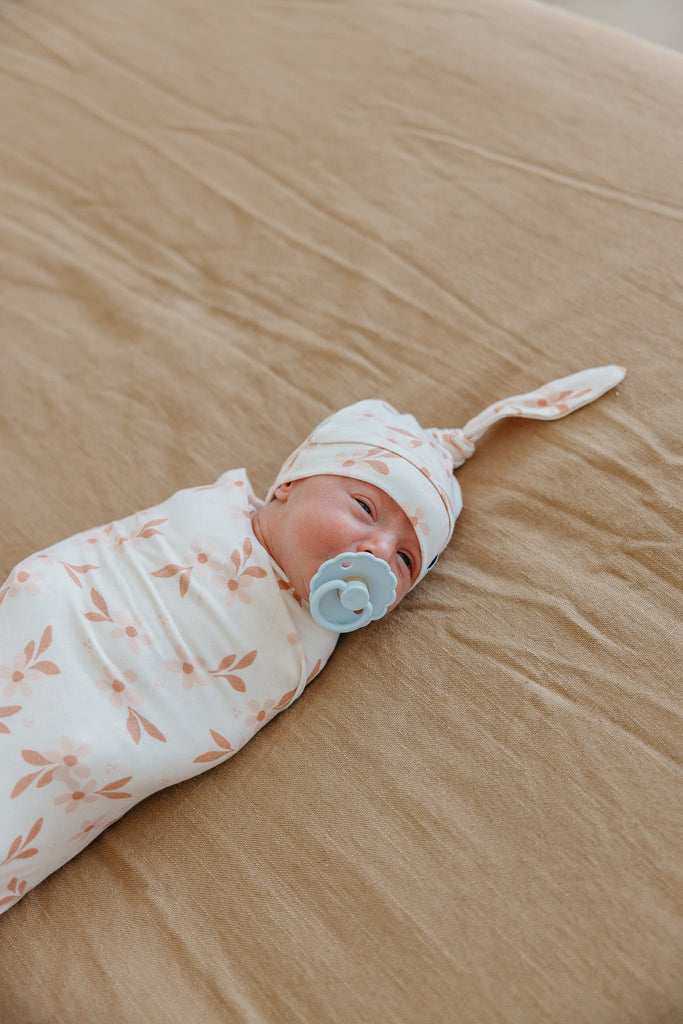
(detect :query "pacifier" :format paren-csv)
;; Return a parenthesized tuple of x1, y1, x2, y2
(309, 552, 397, 633)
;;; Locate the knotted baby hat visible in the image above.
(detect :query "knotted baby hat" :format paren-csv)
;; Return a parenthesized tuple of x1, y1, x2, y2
(268, 365, 625, 583)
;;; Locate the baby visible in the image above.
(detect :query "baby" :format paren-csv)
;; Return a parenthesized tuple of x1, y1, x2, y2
(0, 366, 624, 913)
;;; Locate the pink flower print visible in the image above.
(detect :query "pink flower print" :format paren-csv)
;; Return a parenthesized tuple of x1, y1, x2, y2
(8, 566, 46, 597)
(165, 645, 209, 690)
(53, 774, 134, 813)
(43, 737, 92, 784)
(211, 538, 267, 606)
(80, 523, 115, 551)
(110, 613, 154, 654)
(245, 699, 277, 729)
(54, 778, 99, 813)
(182, 542, 216, 579)
(95, 667, 142, 709)
(0, 626, 59, 699)
(1, 655, 41, 699)
(407, 505, 430, 538)
(70, 814, 112, 844)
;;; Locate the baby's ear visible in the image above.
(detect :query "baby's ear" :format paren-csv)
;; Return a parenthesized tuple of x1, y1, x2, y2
(273, 481, 293, 501)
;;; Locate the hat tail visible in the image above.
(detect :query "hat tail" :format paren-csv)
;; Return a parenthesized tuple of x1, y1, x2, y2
(433, 365, 626, 467)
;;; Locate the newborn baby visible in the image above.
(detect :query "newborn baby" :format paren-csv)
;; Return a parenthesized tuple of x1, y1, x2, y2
(0, 366, 624, 913)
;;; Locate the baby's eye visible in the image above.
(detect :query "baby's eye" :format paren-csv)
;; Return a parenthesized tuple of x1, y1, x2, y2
(355, 499, 373, 516)
(398, 551, 412, 570)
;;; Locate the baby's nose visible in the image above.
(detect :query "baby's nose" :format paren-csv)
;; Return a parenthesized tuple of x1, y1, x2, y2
(359, 535, 392, 561)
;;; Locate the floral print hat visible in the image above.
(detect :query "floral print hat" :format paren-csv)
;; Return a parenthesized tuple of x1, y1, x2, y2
(267, 365, 626, 584)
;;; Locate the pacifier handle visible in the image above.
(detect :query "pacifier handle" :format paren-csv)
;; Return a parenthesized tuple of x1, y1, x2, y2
(309, 552, 397, 633)
(311, 578, 374, 629)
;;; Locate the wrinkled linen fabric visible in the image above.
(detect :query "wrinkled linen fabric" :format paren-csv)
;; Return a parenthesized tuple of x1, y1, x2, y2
(0, 470, 337, 911)
(1, 0, 681, 1021)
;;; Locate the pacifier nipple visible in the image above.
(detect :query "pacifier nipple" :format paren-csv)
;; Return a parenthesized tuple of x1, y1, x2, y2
(309, 552, 397, 633)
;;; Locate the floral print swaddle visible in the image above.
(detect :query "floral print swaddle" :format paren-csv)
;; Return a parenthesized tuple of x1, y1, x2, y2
(0, 469, 337, 913)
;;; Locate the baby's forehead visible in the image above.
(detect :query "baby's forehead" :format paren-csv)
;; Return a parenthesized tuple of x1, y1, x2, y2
(302, 473, 393, 502)
(310, 473, 420, 536)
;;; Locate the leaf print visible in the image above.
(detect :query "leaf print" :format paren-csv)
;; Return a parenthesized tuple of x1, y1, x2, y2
(61, 562, 99, 588)
(13, 846, 39, 860)
(0, 705, 21, 734)
(367, 460, 390, 474)
(136, 518, 167, 539)
(274, 688, 297, 711)
(151, 563, 193, 598)
(126, 707, 166, 745)
(152, 564, 186, 578)
(233, 651, 257, 672)
(126, 708, 141, 745)
(0, 878, 29, 909)
(193, 729, 233, 764)
(83, 588, 114, 623)
(226, 676, 246, 693)
(193, 750, 227, 764)
(214, 655, 236, 673)
(37, 768, 58, 788)
(11, 771, 43, 799)
(24, 640, 35, 664)
(23, 817, 43, 848)
(137, 713, 165, 742)
(210, 729, 232, 750)
(388, 425, 424, 445)
(1, 818, 43, 867)
(97, 777, 133, 799)
(0, 815, 42, 880)
(4, 836, 21, 863)
(208, 650, 257, 692)
(33, 661, 60, 676)
(21, 750, 52, 766)
(36, 626, 53, 659)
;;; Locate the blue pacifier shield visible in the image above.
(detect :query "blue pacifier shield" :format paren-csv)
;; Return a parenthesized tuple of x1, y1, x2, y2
(309, 552, 397, 633)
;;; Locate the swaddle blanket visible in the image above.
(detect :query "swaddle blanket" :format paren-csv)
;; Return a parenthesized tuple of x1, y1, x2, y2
(0, 470, 337, 913)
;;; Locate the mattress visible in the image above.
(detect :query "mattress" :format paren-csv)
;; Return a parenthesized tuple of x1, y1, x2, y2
(0, 0, 681, 1021)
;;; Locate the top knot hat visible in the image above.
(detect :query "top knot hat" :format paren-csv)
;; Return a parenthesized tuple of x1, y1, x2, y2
(268, 365, 626, 584)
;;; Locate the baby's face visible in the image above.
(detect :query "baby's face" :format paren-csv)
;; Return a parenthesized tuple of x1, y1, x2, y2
(255, 475, 422, 611)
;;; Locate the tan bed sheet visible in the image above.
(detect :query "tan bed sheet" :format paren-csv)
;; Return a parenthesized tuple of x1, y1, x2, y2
(0, 0, 681, 1021)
